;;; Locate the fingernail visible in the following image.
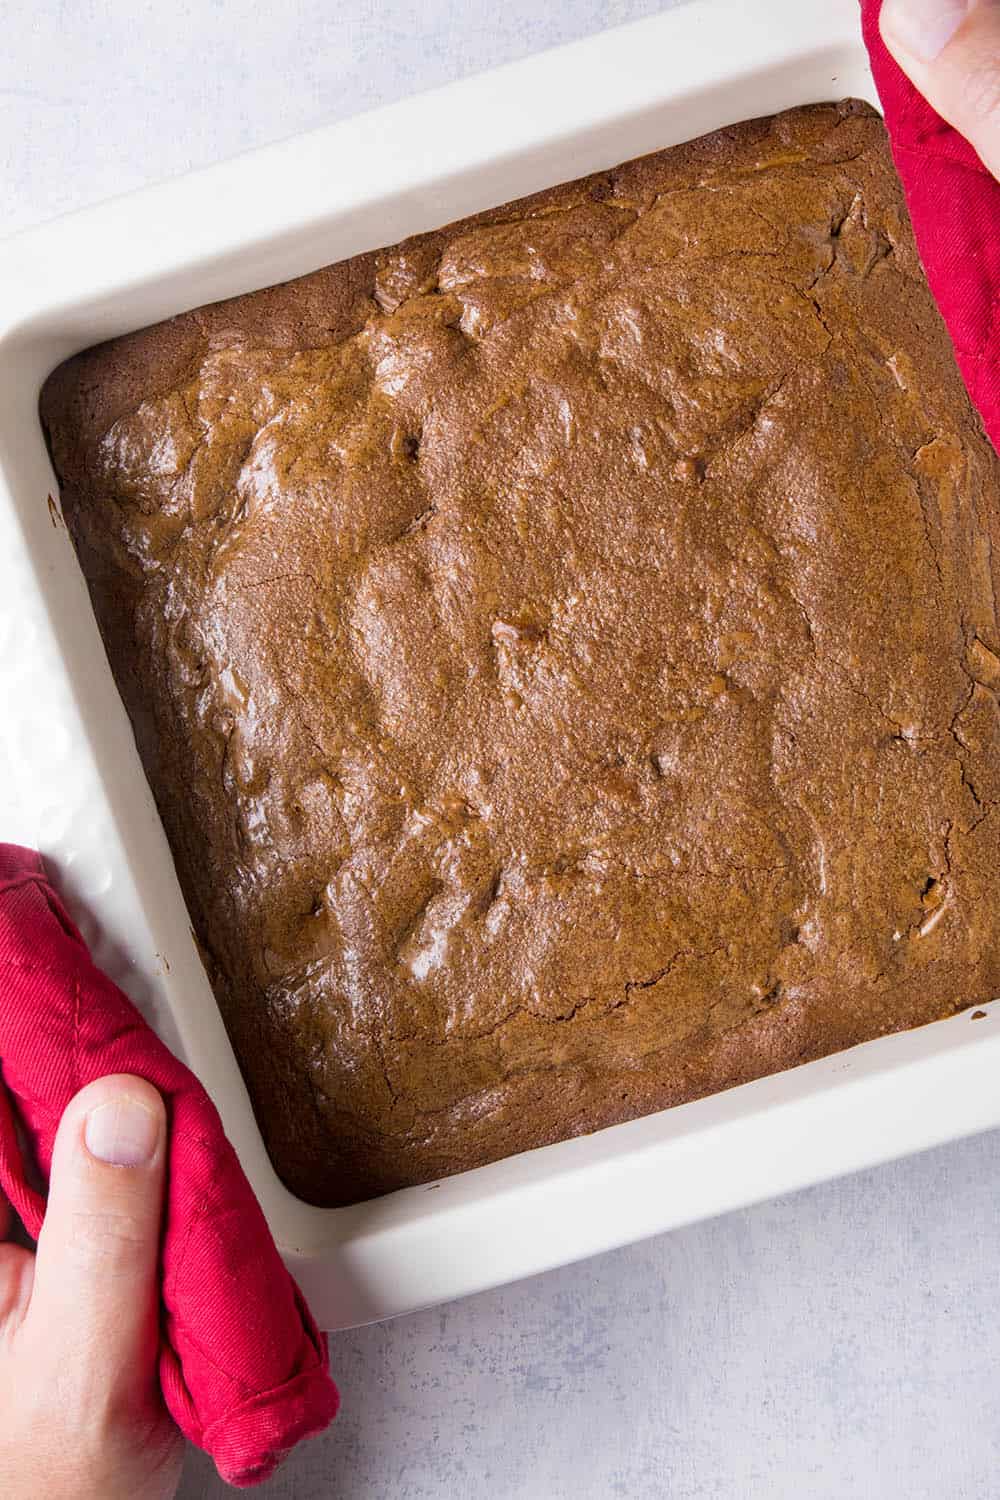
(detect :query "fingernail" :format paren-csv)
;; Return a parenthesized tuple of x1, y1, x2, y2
(881, 0, 967, 61)
(84, 1096, 160, 1167)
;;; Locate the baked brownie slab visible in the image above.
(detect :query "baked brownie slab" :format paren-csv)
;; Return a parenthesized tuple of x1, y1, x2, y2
(42, 101, 1000, 1205)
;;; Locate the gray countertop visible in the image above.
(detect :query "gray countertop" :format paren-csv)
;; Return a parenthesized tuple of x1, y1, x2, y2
(5, 3, 1000, 1495)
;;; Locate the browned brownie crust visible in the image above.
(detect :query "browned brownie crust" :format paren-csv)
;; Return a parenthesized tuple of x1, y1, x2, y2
(41, 101, 1000, 1206)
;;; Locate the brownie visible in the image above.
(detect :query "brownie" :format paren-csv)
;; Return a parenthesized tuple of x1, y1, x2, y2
(40, 101, 1000, 1206)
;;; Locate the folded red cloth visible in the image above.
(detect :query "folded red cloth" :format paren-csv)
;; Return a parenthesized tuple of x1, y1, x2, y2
(0, 844, 339, 1487)
(861, 0, 1000, 450)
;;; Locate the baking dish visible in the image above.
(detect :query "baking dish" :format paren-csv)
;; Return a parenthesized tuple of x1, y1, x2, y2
(2, 0, 999, 1330)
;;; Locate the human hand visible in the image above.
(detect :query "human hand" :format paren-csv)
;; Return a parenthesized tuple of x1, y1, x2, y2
(880, 0, 1000, 177)
(0, 1074, 183, 1500)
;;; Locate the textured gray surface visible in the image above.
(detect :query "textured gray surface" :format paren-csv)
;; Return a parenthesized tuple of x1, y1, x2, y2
(181, 1134, 1000, 1499)
(2, 0, 667, 236)
(5, 2, 1000, 1497)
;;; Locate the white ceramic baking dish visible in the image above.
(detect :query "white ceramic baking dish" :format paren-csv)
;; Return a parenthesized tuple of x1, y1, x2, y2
(1, 0, 998, 1331)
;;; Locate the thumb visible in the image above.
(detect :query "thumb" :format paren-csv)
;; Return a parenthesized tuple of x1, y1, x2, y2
(880, 0, 1000, 178)
(27, 1075, 167, 1408)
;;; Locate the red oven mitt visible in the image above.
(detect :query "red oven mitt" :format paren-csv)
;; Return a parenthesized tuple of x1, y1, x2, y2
(0, 844, 339, 1488)
(861, 0, 1000, 450)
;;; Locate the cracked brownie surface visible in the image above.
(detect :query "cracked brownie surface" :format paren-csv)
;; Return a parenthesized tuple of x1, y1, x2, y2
(41, 100, 1000, 1206)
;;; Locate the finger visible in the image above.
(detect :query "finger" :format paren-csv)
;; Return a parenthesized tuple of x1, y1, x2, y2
(880, 0, 1000, 177)
(0, 1244, 33, 1335)
(27, 1075, 167, 1406)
